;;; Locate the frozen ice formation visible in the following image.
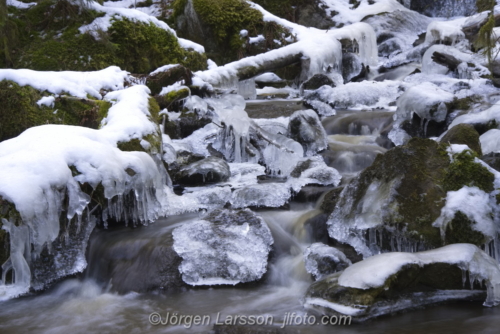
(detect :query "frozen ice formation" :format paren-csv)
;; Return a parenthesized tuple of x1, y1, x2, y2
(0, 85, 168, 299)
(304, 243, 352, 280)
(175, 156, 231, 186)
(172, 209, 274, 286)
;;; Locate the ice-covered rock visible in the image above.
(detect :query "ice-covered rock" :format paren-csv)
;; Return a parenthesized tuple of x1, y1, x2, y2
(175, 157, 231, 186)
(172, 209, 273, 285)
(0, 85, 169, 299)
(230, 156, 341, 209)
(425, 20, 466, 45)
(288, 109, 328, 156)
(305, 244, 500, 320)
(304, 80, 403, 110)
(395, 81, 454, 125)
(304, 243, 352, 280)
(326, 138, 450, 257)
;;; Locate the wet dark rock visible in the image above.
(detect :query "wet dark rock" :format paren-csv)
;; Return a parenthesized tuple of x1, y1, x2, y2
(304, 243, 352, 280)
(294, 186, 334, 203)
(302, 74, 335, 90)
(86, 227, 184, 293)
(342, 53, 363, 83)
(175, 156, 230, 186)
(164, 111, 212, 140)
(320, 187, 344, 215)
(440, 123, 483, 156)
(288, 109, 328, 156)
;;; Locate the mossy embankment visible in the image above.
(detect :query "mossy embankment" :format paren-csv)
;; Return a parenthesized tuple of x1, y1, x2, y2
(2, 0, 206, 73)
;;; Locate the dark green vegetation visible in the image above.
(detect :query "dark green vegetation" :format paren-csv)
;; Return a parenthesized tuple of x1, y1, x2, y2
(0, 80, 112, 141)
(2, 0, 206, 73)
(173, 0, 295, 64)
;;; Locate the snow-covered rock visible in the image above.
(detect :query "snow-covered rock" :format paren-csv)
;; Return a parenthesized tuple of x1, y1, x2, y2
(305, 244, 500, 320)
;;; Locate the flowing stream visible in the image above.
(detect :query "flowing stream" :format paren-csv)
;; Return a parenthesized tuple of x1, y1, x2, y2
(1, 94, 499, 333)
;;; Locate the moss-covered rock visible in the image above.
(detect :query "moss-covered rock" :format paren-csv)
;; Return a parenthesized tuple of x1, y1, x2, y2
(5, 1, 207, 73)
(155, 87, 191, 110)
(305, 260, 485, 321)
(0, 81, 112, 142)
(477, 0, 496, 13)
(334, 138, 450, 248)
(328, 138, 497, 252)
(443, 149, 494, 193)
(116, 98, 163, 155)
(440, 123, 483, 155)
(174, 0, 295, 64)
(108, 17, 206, 74)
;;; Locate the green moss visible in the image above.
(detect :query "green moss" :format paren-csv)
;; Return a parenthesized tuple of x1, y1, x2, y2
(443, 150, 495, 192)
(444, 211, 488, 246)
(174, 0, 294, 64)
(108, 17, 206, 73)
(5, 1, 207, 73)
(155, 87, 190, 110)
(477, 0, 496, 13)
(116, 98, 162, 154)
(0, 80, 112, 141)
(440, 123, 482, 155)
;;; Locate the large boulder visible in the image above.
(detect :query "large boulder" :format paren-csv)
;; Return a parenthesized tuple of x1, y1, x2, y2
(304, 244, 500, 321)
(81, 225, 184, 293)
(172, 209, 274, 286)
(326, 138, 496, 257)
